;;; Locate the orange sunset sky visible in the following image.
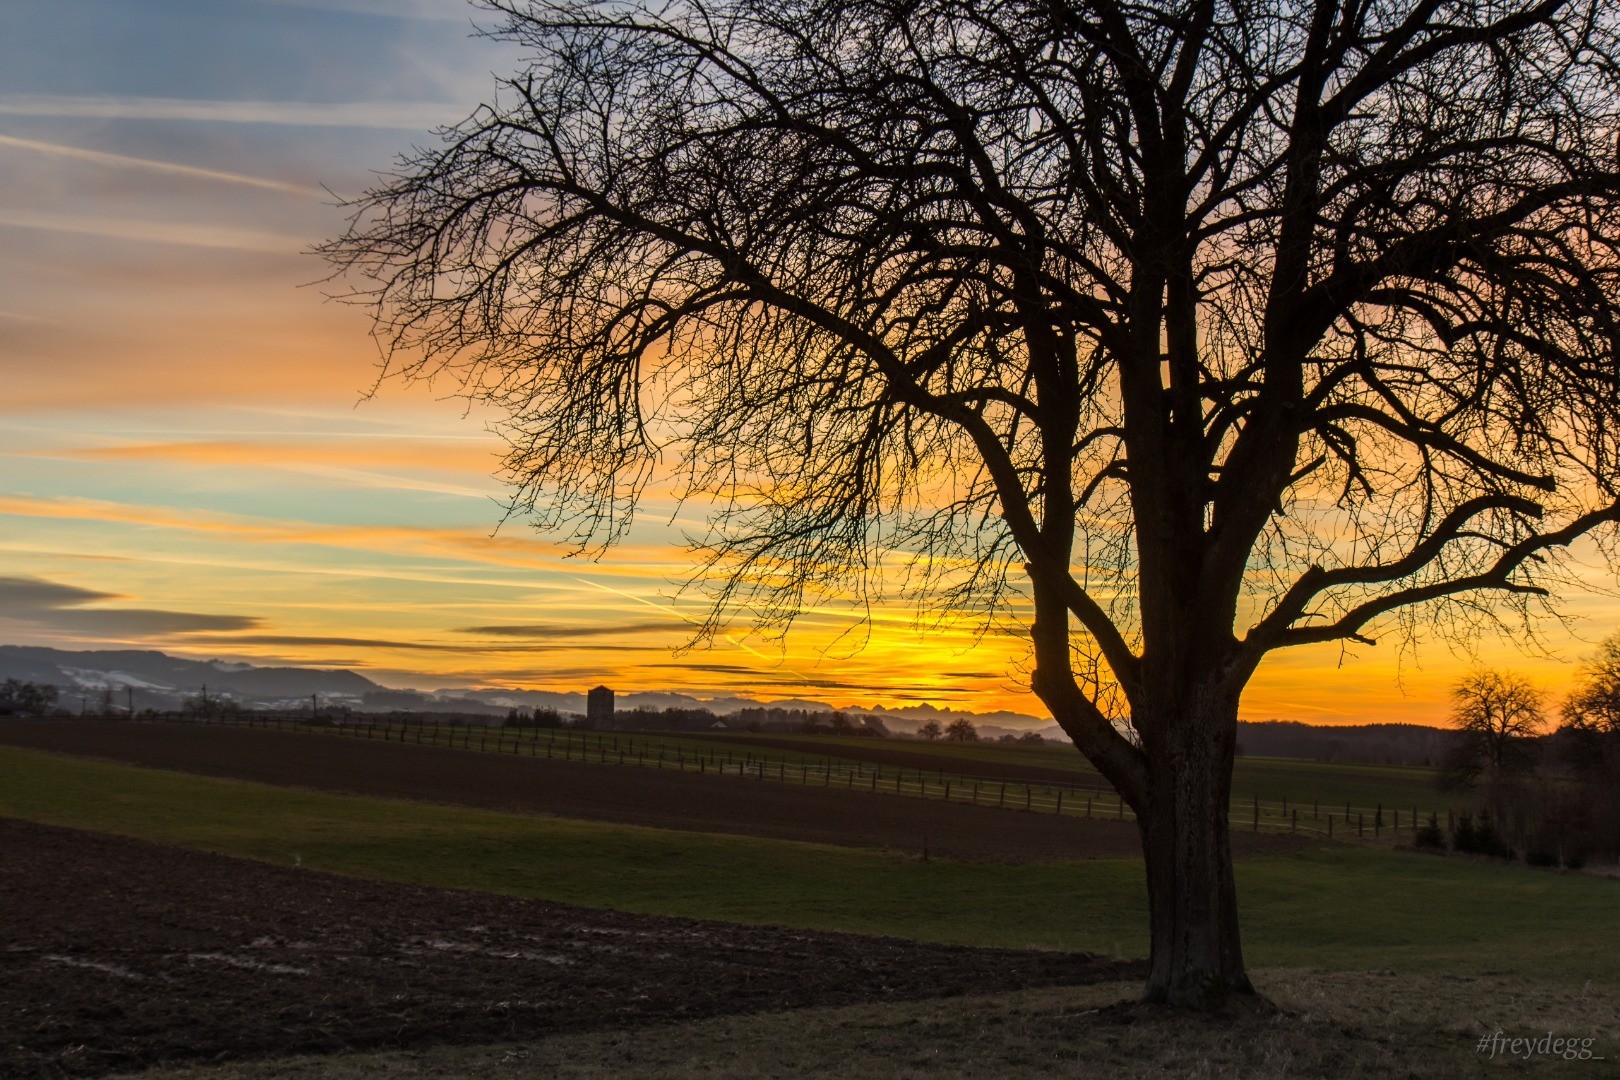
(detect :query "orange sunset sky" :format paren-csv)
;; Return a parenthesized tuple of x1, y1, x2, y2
(3, 0, 1617, 725)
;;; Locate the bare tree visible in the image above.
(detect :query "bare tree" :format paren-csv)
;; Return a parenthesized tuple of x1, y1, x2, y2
(917, 720, 944, 741)
(1442, 668, 1545, 789)
(1558, 633, 1620, 856)
(1563, 633, 1620, 736)
(328, 0, 1620, 1007)
(945, 717, 979, 742)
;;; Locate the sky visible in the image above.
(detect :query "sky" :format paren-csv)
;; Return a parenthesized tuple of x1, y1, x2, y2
(2, 0, 1617, 725)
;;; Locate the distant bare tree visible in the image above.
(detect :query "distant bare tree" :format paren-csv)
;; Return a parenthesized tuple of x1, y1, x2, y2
(1559, 634, 1620, 857)
(917, 720, 944, 741)
(1442, 669, 1545, 790)
(945, 718, 979, 742)
(329, 0, 1620, 1007)
(1564, 633, 1620, 736)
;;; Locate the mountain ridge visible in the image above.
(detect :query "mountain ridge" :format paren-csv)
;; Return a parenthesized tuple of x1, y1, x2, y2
(0, 645, 1052, 731)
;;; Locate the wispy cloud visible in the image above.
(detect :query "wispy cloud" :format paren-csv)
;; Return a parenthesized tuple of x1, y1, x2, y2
(0, 94, 461, 130)
(459, 621, 681, 639)
(256, 0, 480, 21)
(49, 439, 496, 474)
(0, 133, 326, 197)
(176, 632, 668, 654)
(0, 575, 259, 637)
(0, 577, 116, 608)
(192, 633, 473, 651)
(45, 440, 499, 500)
(0, 493, 681, 579)
(0, 210, 307, 253)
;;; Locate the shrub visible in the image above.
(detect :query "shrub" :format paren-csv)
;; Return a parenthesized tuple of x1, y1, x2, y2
(1414, 813, 1445, 850)
(1452, 813, 1477, 853)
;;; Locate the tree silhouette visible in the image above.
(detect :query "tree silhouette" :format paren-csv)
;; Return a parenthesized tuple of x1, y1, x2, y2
(1564, 633, 1620, 737)
(1560, 634, 1620, 856)
(1441, 668, 1544, 789)
(329, 0, 1620, 1007)
(0, 679, 58, 716)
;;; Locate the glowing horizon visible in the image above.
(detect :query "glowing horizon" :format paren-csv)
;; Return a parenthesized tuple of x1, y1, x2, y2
(3, 0, 1616, 727)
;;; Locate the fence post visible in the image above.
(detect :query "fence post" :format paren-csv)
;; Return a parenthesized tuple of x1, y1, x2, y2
(1025, 786, 1032, 811)
(1291, 809, 1297, 833)
(1358, 813, 1364, 837)
(1253, 801, 1259, 832)
(998, 782, 1006, 807)
(1055, 790, 1063, 815)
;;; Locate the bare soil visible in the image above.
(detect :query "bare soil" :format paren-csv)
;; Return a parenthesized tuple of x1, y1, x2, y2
(0, 721, 1302, 861)
(0, 818, 1143, 1078)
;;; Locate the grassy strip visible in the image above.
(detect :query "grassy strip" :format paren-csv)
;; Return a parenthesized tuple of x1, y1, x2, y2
(673, 731, 1449, 814)
(567, 726, 1445, 816)
(3, 745, 1614, 985)
(119, 971, 1619, 1079)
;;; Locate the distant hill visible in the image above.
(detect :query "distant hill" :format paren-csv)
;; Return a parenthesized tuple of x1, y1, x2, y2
(0, 646, 386, 712)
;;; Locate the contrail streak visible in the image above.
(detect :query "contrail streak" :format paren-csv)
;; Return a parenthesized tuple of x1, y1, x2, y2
(0, 133, 325, 197)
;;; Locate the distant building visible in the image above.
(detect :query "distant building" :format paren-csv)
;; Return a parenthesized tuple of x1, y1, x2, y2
(586, 685, 614, 728)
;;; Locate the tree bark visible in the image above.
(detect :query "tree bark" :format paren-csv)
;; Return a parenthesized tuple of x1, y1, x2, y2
(1134, 691, 1255, 1009)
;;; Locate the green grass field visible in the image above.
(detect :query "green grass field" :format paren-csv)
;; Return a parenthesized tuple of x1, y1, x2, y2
(2, 744, 1612, 988)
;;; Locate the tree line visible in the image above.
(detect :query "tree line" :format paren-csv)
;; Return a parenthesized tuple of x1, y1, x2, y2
(0, 679, 59, 716)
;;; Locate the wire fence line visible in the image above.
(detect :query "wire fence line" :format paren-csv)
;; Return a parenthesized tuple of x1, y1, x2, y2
(105, 711, 1436, 841)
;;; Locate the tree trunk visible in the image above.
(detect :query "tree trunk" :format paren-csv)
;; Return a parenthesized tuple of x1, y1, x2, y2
(1134, 692, 1256, 1009)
